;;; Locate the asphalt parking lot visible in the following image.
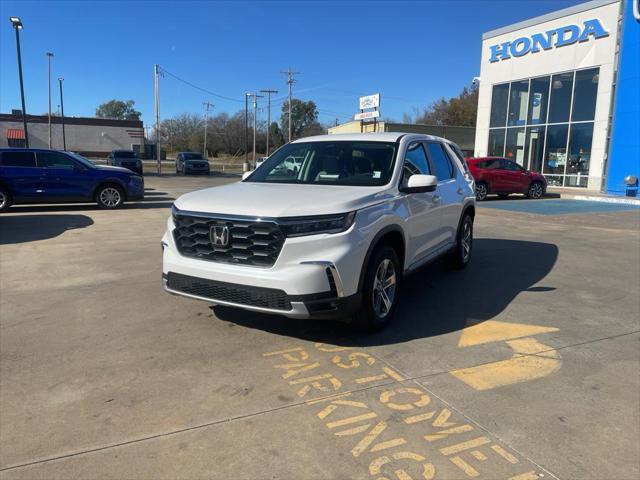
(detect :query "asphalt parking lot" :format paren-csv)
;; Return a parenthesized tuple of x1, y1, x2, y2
(1, 175, 639, 480)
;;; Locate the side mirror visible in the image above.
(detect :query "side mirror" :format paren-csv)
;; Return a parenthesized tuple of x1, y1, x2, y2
(401, 174, 438, 193)
(74, 163, 87, 173)
(242, 170, 253, 180)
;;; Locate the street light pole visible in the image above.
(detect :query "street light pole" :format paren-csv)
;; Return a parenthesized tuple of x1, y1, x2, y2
(260, 89, 278, 156)
(47, 52, 54, 149)
(154, 64, 161, 174)
(58, 77, 66, 150)
(10, 17, 29, 148)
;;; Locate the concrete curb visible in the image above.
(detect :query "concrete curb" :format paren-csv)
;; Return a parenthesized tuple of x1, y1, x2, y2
(572, 195, 640, 206)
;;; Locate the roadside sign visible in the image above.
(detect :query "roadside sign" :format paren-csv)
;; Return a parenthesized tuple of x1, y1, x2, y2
(354, 110, 380, 120)
(359, 93, 380, 110)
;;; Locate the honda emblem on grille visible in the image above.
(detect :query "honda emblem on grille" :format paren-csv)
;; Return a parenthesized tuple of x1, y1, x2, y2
(210, 225, 230, 247)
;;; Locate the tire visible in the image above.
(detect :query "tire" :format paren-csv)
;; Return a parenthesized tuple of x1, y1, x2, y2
(96, 184, 124, 209)
(447, 213, 474, 269)
(0, 186, 13, 213)
(475, 182, 488, 201)
(351, 245, 400, 331)
(527, 181, 544, 199)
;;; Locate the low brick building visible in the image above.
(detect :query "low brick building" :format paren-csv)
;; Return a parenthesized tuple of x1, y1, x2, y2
(0, 113, 144, 157)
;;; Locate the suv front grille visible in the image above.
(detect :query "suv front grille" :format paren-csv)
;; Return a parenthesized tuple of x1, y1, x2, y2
(166, 272, 292, 310)
(173, 213, 285, 267)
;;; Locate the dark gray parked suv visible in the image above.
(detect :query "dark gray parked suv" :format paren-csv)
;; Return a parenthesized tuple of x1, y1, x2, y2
(176, 152, 210, 175)
(107, 150, 143, 175)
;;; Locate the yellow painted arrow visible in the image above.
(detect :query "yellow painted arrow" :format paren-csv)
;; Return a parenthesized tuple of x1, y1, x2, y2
(458, 320, 558, 347)
(451, 337, 561, 390)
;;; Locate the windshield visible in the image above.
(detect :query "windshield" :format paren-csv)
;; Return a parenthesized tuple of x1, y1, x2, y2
(68, 152, 96, 168)
(114, 151, 137, 158)
(184, 153, 203, 160)
(246, 141, 397, 186)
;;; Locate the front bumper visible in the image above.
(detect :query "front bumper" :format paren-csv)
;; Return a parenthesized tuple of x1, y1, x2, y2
(161, 216, 368, 319)
(184, 164, 210, 174)
(162, 271, 360, 320)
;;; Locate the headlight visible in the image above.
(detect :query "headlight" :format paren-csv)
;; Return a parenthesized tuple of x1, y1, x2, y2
(280, 211, 356, 237)
(171, 204, 179, 225)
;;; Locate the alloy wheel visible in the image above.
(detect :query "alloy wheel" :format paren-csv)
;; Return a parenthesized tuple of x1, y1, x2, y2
(461, 218, 473, 263)
(0, 191, 6, 210)
(99, 187, 121, 207)
(475, 183, 487, 201)
(372, 258, 396, 318)
(529, 182, 543, 199)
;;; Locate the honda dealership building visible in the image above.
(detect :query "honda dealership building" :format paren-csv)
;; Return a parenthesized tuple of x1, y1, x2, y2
(474, 0, 639, 195)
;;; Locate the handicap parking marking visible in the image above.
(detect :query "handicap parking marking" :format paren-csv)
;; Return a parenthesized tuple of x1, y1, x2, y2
(262, 343, 552, 480)
(479, 199, 640, 215)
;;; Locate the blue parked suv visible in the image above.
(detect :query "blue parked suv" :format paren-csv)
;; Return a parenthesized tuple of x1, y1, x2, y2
(0, 149, 144, 212)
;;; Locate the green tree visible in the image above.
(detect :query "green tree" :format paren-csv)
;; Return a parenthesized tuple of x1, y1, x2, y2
(414, 84, 478, 127)
(95, 99, 142, 120)
(280, 99, 324, 141)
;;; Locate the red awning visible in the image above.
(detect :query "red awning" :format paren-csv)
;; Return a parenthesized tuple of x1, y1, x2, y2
(6, 129, 25, 140)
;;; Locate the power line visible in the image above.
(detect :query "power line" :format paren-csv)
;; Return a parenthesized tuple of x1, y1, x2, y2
(159, 66, 244, 103)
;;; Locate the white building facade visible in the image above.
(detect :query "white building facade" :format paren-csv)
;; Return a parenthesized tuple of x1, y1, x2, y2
(474, 0, 635, 192)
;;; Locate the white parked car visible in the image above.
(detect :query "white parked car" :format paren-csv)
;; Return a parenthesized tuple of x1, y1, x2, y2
(255, 156, 268, 169)
(162, 133, 476, 330)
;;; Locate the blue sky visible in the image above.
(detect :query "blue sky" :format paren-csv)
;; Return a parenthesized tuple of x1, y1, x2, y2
(1, 0, 585, 127)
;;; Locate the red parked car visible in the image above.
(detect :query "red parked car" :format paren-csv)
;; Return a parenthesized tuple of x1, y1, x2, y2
(466, 157, 547, 201)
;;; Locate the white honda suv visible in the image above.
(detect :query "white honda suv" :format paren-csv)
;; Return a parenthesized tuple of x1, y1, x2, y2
(162, 133, 475, 330)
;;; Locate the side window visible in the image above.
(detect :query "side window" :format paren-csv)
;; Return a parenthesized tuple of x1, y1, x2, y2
(0, 151, 37, 167)
(447, 142, 470, 174)
(500, 159, 522, 171)
(426, 142, 454, 181)
(401, 142, 430, 188)
(37, 151, 76, 169)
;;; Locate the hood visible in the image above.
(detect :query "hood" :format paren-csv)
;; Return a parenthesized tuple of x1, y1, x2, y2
(94, 164, 135, 174)
(174, 181, 394, 218)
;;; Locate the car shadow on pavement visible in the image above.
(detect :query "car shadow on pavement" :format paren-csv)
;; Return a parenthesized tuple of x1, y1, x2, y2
(4, 200, 175, 213)
(213, 238, 559, 347)
(0, 214, 94, 244)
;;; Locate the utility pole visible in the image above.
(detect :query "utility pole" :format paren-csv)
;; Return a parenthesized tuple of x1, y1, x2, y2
(47, 52, 53, 149)
(252, 93, 263, 167)
(260, 89, 278, 156)
(244, 93, 250, 168)
(202, 101, 213, 158)
(154, 64, 161, 174)
(10, 17, 29, 148)
(281, 67, 299, 142)
(58, 77, 66, 150)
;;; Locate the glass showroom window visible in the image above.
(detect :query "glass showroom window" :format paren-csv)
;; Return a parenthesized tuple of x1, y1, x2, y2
(548, 72, 574, 124)
(505, 128, 525, 165)
(572, 69, 599, 122)
(543, 124, 569, 185)
(527, 76, 550, 125)
(524, 126, 546, 173)
(508, 80, 529, 126)
(487, 67, 600, 187)
(490, 84, 509, 128)
(488, 128, 505, 156)
(565, 123, 594, 187)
